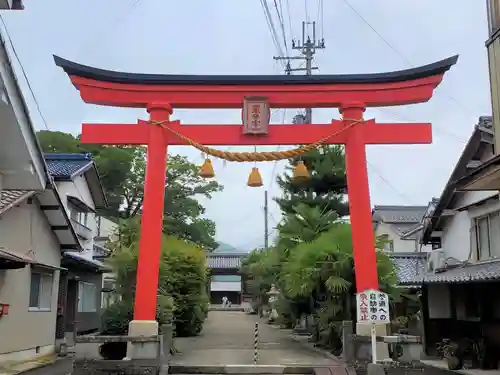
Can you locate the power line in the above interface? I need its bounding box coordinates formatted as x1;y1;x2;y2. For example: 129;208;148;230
341;0;474;117
77;0;144;59
273;0;288;53
260;0;287;69
0;15;49;130
283;0;294;39
379;108;467;144
316;0;324;40
367;161;415;205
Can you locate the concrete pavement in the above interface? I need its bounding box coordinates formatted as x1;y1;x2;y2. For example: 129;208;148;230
171;311;340;367
0;357;72;375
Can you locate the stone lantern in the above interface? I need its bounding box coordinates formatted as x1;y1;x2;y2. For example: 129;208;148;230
267;284;280;323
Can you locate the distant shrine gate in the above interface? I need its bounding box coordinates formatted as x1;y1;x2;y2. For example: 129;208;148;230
55;55;458;327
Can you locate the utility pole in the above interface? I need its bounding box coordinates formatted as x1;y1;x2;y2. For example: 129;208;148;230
264;190;269;250
273;21;325;123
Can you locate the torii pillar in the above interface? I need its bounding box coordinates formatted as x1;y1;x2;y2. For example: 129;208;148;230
53;55;458;349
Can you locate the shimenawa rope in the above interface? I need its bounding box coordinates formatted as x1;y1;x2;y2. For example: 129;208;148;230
149;117;365;162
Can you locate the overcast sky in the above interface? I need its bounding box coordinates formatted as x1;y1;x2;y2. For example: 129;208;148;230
1;0;491;250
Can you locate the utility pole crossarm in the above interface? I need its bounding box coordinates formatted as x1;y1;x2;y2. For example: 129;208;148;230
273;56;307;60
273;20;326;123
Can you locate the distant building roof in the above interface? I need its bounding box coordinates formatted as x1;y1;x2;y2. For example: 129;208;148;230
389;252;500;285
44;153;94;179
389;253;426;287
44;153;107;209
93;243;112;259
63;251;109;272
424;259;500;284
207;253;247;269
372;205;427;224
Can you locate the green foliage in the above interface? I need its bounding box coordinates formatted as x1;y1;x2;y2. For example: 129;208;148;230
101;295;174;335
104;229;208;337
275;145;348;218
277;203;339;250
37;130;222;250
242;206;404;352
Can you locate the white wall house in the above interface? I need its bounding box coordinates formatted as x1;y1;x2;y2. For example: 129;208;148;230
418;117;500;355
43;154;109;339
422;117;497;272
372;206;432;253
0;17;82;364
44;153;107;261
0;17;46;193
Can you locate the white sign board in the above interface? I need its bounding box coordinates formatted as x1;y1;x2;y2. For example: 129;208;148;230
356;289;390;324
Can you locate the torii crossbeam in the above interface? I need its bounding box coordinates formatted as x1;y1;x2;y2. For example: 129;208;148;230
55;55;458;330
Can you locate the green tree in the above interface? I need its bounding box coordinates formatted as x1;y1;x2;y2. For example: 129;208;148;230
277;203;339;250
37;130;222;249
105;226;209;337
242;223;402;352
275;145;348;218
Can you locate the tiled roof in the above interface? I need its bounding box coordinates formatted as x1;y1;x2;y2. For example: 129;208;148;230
373;205;427;224
424;259;500;283
389;223;421;237
63;251;109;271
44;153;93;178
207;254;246;269
93;243;112;258
0;190;34;214
389;253;426;286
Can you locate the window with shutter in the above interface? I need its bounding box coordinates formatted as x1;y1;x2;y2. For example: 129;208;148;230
490;212;500;257
470;222;478;260
472;211;500;261
477;217;491;260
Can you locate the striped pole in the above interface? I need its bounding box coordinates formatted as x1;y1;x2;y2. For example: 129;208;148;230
253;322;259;365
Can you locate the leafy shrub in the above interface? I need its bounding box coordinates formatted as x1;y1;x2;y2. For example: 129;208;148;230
104;232;207;337
101;294;174;335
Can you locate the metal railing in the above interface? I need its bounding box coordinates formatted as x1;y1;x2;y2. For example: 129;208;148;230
71;219;92;240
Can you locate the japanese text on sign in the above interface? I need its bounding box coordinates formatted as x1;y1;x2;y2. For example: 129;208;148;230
356;289;390;323
242;97;270;135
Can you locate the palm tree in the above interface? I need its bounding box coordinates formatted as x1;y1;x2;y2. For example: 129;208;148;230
277;203;339;250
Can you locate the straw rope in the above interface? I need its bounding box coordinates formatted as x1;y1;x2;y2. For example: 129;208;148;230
149;117;364;162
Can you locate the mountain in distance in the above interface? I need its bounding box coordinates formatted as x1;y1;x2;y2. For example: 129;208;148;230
213;242;243;253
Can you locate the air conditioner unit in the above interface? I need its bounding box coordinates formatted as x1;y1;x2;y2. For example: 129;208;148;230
426;250;445;272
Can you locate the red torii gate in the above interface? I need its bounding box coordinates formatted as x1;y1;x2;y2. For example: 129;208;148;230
55;55;457;326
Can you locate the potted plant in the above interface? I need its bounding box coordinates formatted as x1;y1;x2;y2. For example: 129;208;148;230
438;339;462;370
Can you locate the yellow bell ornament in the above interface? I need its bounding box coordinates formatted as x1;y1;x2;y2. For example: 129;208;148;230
293;160;309;183
247;167;263;187
199;158;215;178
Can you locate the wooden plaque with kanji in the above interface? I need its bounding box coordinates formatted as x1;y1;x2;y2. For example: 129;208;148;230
242;97;270;135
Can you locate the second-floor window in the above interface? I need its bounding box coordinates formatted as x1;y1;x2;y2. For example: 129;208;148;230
488;0;500;35
475;211;500;260
70;209;88;227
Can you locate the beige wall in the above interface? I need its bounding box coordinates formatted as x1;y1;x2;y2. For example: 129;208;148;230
0;198;60;359
374;222;432;252
488;35;500;152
